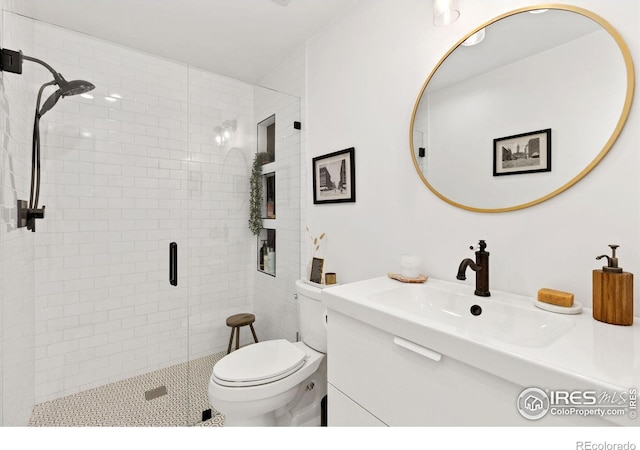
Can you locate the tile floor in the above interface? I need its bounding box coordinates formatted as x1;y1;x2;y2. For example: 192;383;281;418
29;352;227;427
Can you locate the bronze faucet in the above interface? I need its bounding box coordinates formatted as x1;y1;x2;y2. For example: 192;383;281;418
456;240;490;297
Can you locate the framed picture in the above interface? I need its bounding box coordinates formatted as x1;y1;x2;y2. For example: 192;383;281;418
493;129;551;176
310;257;324;284
312;147;356;204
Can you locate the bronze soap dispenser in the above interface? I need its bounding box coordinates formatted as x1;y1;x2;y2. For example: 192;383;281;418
592;245;634;325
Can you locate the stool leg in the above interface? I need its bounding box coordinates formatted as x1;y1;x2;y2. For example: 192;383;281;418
250;324;258;343
235;326;240;351
227;328;235;355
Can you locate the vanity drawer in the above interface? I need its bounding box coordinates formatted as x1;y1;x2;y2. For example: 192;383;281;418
328;310;527;426
328;309;617;426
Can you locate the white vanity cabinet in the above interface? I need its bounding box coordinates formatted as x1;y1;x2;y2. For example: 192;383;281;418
324;276;638;427
327;309;609;426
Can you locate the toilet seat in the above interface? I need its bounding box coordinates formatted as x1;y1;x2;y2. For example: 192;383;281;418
213;339;307;387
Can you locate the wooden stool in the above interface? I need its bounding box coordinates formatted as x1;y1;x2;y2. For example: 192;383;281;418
226;313;259;354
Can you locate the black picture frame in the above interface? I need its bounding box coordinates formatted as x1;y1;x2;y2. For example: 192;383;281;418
312;147;356;204
310;257;324;284
493;129;551;176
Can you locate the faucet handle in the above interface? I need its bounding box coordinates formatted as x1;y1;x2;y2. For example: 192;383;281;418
469;240;487;252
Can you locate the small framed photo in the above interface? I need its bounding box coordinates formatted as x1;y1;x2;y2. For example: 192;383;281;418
310;257;324;284
312;147;356;204
493;129;551;176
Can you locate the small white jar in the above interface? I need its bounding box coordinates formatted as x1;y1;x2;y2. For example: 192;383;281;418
400;254;421;279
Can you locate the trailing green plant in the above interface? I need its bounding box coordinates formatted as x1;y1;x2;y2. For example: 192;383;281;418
249;152;269;235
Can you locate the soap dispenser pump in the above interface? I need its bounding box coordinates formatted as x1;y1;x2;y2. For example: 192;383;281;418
593;244;633;325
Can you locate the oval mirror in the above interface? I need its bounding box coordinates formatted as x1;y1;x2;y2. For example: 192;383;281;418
410;5;634;212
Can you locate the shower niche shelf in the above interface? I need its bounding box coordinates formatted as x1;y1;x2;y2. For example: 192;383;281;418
256;113;278;276
257;114;275;164
257;228;276;277
254;112;299;278
262;172;275;219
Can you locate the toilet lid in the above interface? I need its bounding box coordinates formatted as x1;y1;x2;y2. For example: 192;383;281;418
213;339;307;386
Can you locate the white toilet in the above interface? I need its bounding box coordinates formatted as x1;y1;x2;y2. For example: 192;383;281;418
208;280;327;426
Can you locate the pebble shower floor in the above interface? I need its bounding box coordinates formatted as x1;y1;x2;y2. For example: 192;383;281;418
28;352;227;426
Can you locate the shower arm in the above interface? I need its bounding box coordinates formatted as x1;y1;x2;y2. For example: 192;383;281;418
1;48;59;79
22;53;66;84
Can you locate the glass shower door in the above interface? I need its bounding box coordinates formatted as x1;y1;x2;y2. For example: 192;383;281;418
184;66;256;426
183;83;302;426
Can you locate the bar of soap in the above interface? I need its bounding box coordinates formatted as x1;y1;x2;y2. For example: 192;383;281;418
537;288;574;307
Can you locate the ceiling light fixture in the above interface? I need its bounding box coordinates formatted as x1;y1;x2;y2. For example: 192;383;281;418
433;0;460;26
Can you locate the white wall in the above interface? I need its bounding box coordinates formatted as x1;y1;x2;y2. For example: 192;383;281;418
306;0;640;312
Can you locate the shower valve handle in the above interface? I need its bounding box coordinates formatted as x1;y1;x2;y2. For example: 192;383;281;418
17;200;45;232
26;206;45;232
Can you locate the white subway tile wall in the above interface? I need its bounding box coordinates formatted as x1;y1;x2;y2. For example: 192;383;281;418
255;48;306;345
257;46;309;298
0;8;37;425
0;10;302;411
252;87;301;343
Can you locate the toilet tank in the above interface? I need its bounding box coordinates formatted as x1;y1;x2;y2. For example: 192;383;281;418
295;280;327;353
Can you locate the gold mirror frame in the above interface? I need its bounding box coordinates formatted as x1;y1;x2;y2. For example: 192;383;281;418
410;4;635;213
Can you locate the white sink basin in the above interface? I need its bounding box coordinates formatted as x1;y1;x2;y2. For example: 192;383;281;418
366;279;573;348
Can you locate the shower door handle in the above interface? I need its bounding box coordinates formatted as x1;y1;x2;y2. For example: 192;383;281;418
169;242;178;286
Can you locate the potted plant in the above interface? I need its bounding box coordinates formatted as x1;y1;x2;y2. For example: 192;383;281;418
249;152;269;235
